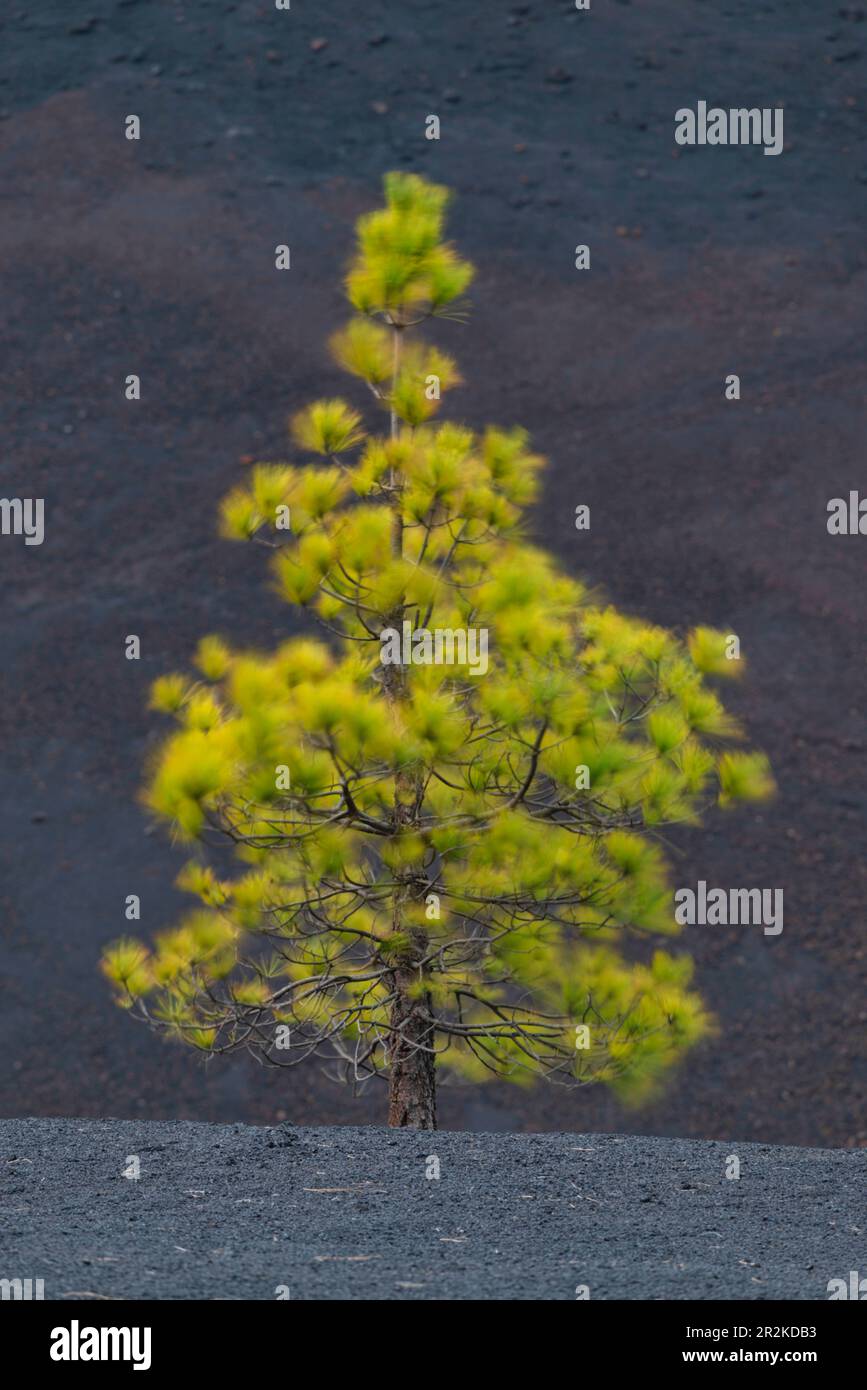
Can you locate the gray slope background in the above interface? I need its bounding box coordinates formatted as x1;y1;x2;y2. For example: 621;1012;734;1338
0;0;865;1145
0;1117;863;1300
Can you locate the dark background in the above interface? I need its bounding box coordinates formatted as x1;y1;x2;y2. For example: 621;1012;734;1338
0;0;864;1146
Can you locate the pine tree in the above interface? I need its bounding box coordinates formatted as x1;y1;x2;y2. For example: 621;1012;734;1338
102;173;774;1129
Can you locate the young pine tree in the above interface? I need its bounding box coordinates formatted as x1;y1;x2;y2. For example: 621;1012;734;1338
102;173;773;1129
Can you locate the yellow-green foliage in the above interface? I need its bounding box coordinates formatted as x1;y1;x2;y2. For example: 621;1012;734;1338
103;173;773;1106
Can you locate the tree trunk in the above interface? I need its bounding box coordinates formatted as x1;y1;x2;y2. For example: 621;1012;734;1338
386;867;437;1127
382;317;437;1129
387;962;437;1128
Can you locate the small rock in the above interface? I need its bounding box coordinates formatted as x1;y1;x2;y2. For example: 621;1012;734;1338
310;37;328;52
634;52;664;70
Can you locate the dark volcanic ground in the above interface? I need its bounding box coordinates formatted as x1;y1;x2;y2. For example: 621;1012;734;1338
2;1117;865;1300
0;2;865;1145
